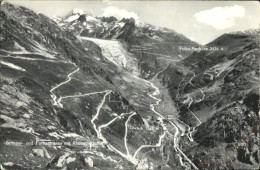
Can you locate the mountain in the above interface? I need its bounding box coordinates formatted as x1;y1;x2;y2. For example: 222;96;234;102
231;28;260;36
1;3;202;170
54;9;200;79
158;29;260;169
1;2;259;170
0;3;160;169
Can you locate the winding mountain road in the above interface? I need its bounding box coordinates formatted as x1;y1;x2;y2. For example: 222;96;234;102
66;37;204;169
50;67;79;106
132;67;200;169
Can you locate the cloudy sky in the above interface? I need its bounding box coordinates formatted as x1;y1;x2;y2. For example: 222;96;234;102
8;1;260;44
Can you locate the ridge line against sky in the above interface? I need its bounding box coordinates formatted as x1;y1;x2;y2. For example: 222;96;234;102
7;0;260;44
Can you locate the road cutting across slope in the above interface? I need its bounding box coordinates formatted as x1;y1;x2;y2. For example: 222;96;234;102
124;112;137;158
79;37;200;169
50;67;79;106
132;68;199;169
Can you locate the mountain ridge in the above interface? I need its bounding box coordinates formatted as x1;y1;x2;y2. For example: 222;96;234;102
0;2;259;170
158;26;260;169
53;8;200;79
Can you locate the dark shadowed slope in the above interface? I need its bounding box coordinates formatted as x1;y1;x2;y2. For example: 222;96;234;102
158;29;260;169
0;3;146;169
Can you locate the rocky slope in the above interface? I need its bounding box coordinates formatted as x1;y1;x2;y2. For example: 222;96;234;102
159;29;260;169
0;3;165;169
1;2;259;170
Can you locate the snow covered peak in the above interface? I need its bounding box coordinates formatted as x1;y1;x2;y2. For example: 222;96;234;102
51;15;62;23
72;8;85;15
135;20;145;27
63;8;87;22
230;28;260;36
242;28;260;35
65;15;79;22
86;15;98;22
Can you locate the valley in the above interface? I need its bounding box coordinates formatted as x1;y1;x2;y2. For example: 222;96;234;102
78;36;203;169
0;2;259;170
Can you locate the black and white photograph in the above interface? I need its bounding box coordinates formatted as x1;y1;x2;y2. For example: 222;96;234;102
0;0;259;169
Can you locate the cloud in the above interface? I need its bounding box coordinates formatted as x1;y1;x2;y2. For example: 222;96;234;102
194;5;245;30
102;6;139;20
102;0;112;5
